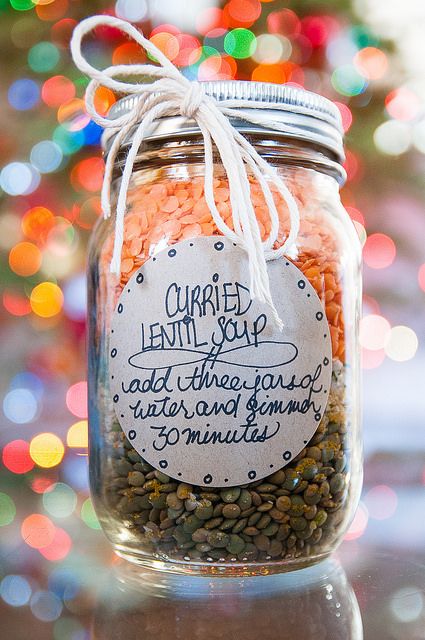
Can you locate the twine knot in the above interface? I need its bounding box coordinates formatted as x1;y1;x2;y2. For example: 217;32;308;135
180;81;205;119
71;15;301;330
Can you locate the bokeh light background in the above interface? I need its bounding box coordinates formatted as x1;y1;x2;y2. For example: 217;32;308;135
1;0;425;635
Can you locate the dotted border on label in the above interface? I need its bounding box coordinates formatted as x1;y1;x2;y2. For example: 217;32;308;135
109;237;332;487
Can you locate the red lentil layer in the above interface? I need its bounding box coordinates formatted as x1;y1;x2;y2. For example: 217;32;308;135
100;175;345;362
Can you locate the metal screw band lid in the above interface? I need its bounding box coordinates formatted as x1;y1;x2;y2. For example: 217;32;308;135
107;80;345;163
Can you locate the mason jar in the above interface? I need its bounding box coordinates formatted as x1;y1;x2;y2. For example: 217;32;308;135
87;81;362;575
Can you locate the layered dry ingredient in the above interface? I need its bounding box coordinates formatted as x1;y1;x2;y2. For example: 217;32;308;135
97;173;349;564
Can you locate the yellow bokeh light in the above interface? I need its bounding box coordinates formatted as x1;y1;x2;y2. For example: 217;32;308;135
67;420;88;448
252;34;291;65
57;98;89;131
30;281;63;318
30;432;65;468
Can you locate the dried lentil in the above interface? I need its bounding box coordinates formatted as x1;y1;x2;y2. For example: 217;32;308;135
99;173;352;566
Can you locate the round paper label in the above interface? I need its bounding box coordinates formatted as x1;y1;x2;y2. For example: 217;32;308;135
109;237;332;487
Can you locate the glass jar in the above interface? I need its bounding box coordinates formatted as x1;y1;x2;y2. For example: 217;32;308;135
87;82;362;575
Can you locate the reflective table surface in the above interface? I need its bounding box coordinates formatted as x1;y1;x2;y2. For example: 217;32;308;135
2;537;425;640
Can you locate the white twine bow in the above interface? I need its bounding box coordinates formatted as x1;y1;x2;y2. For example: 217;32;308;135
71;15;301;329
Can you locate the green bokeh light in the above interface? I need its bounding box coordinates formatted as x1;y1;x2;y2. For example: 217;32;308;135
224;28;257;60
28;42;60;73
200;45;220;61
43;483;77;519
332;65;367;97
0;493;16;527
53;126;84;156
81;498;101;530
350;25;379;49
9;0;33;11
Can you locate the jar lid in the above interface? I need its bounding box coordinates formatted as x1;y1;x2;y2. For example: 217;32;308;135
107;80;345;163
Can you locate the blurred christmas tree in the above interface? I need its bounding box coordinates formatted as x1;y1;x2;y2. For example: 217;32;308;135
0;0;423;391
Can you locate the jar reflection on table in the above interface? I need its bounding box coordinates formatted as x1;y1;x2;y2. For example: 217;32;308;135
92;558;363;640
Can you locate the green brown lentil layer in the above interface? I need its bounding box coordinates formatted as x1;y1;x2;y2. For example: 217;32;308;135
102;361;349;564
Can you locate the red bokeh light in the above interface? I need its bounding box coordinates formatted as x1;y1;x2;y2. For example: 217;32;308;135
21;514;55;549
363;233;396;269
334;101;353;132
385;88;421;121
364;485;398;520
3;292;31;317
39;527;72;561
226;0;262;28
173;34;202;67
31;476;56;494
301;15;340;47
92;14;125;42
71;157;104;193
301;16;329;47
51;18;77;49
66;381;88;419
363;294;381;316
42;76;75;108
418;263;425;292
267;9;301;37
2;440;34;474
343;149;363;182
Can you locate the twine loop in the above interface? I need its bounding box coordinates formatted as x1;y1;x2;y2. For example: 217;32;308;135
71;15;301;329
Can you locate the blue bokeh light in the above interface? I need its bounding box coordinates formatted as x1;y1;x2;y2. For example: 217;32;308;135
30;590;63;622
8;78;40;111
83;120;103;145
0;575;32;607
3;388;38;424
30;140;63;173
